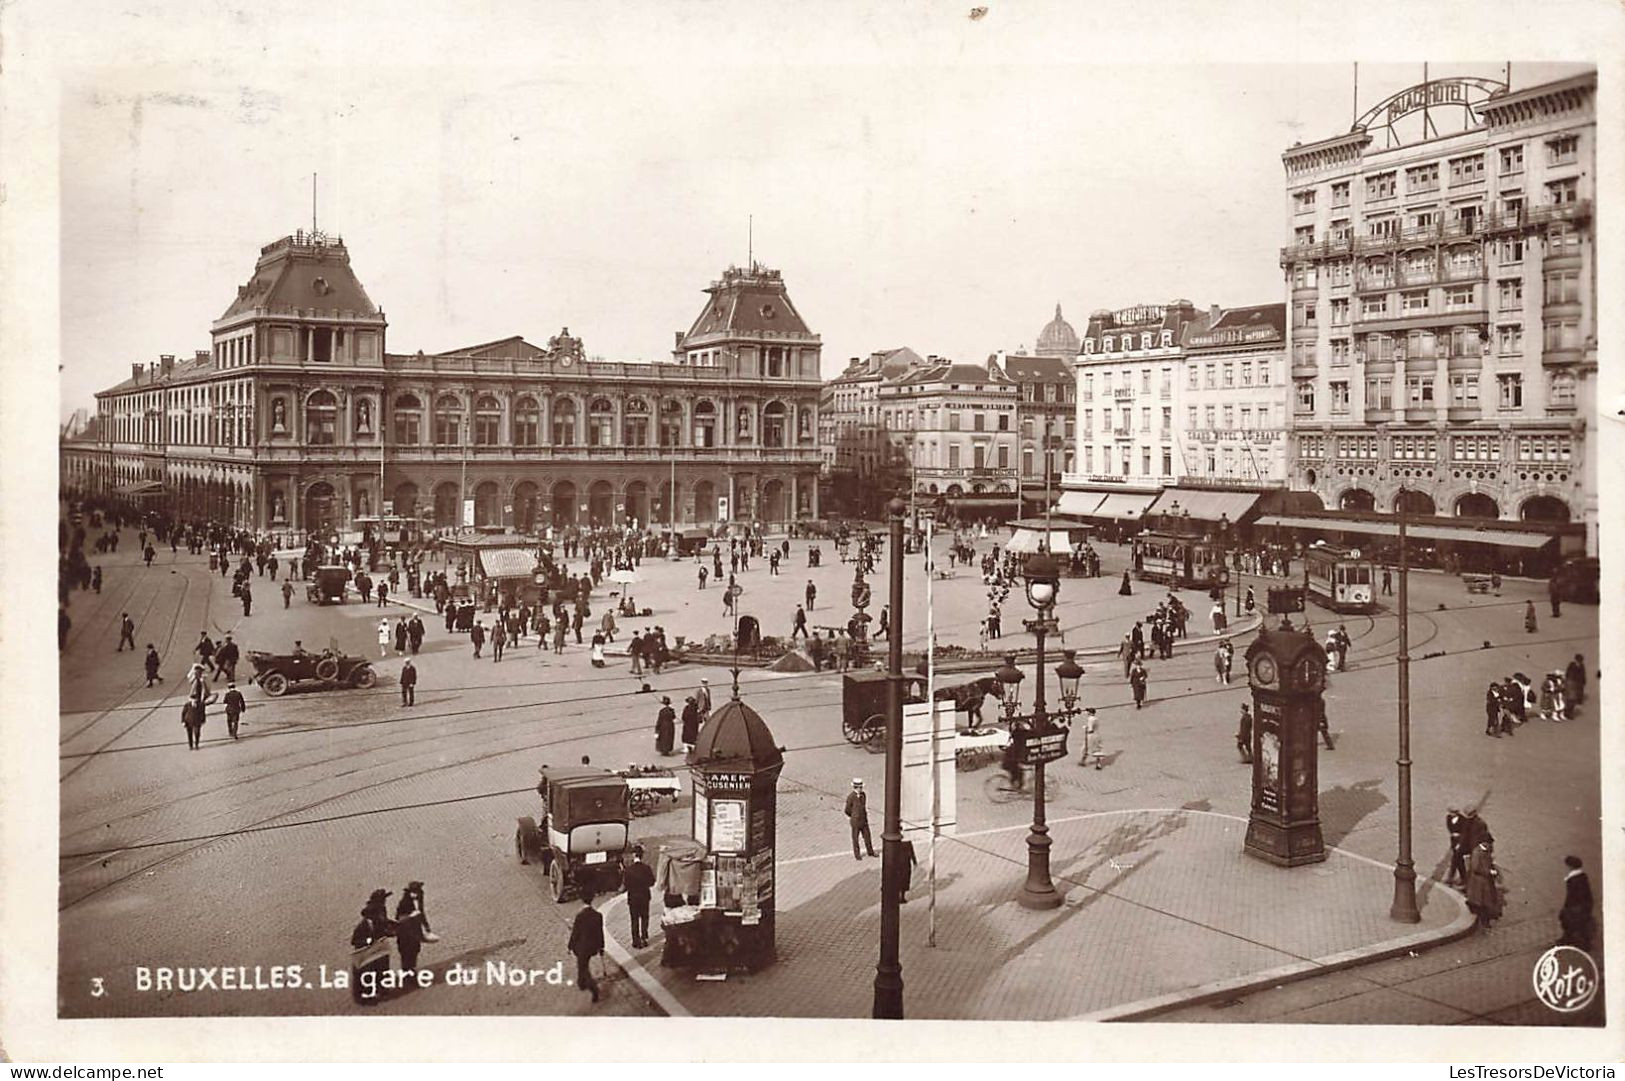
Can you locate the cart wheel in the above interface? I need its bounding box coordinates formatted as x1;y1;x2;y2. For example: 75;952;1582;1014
315;657;340;681
260;672;289;697
515;828;528;864
862;714;886;753
549;861;568;903
630;790;653;816
351;666;378;689
841;714;866;745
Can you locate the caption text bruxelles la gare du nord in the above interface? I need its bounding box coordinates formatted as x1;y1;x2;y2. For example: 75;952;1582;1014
133;960;570;995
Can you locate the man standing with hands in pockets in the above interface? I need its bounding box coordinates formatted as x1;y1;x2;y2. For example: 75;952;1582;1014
845;778;877;860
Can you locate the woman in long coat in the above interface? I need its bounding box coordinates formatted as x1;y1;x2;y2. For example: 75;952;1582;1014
680;696;702;752
654;697;676;756
1465;841;1503;928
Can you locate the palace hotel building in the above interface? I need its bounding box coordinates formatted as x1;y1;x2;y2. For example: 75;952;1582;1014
1278;70;1597;553
63;231;825;535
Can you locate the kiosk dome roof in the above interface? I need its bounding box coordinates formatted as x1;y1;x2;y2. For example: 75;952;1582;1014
689;698;784;771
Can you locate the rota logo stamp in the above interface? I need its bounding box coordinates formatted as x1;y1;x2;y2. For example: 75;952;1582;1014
1532;945;1599;1013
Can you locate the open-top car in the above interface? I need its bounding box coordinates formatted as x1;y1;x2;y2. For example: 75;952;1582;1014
516;765;632;902
246;647;377;696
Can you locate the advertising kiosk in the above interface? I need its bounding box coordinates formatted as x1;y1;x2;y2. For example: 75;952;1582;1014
660;695;783;972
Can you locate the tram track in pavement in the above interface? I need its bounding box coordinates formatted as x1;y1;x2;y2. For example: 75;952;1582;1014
58;568;209;780
58;674;845;861
59;546;244;745
56;675;847;911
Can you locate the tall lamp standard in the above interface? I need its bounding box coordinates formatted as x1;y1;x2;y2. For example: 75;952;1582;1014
1390;485;1420;922
872;498;908;1018
992;551;1079;910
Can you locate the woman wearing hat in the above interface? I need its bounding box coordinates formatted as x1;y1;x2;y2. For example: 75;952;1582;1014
654;697;676;756
680;696;702;754
349;889;396;1005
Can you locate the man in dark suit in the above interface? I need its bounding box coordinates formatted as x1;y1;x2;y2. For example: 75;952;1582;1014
399;659;417;707
623;846;656;949
1559;855;1594;952
845;779;876;860
1444;808;1467;886
223;682;246;739
568;892;604;1003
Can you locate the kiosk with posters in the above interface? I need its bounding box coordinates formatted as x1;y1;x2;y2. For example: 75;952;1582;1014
659;693;784;972
1242;623;1328;866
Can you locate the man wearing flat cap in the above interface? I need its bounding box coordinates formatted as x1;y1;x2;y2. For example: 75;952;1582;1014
844;778;876;860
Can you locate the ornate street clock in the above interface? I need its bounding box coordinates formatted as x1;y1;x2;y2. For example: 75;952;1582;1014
1242;626;1328;866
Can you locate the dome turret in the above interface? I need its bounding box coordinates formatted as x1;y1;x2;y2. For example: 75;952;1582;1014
1035;303;1079;358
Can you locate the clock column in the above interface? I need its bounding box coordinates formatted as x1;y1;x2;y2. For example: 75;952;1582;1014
1241;624;1329;866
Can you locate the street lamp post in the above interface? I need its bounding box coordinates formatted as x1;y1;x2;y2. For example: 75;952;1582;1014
992;551;1079;910
872;497;907;1018
1390;486;1420;922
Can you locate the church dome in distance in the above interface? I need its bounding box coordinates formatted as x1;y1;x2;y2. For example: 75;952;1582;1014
1035;303;1080;358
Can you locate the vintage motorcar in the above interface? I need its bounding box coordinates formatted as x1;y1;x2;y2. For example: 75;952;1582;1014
516;765;632;902
246;647;377;696
306;565;352;605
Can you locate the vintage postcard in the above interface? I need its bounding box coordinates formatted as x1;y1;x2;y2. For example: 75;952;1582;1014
4;0;1621;1064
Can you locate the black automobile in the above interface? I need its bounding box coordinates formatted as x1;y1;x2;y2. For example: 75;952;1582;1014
246;648;377;696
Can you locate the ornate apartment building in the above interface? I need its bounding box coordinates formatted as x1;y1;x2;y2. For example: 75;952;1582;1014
1280;71;1597;550
878;357;1020;501
1180;304;1290;483
65;231;824;533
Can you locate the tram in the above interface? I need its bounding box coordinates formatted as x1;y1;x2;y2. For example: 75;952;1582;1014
1131;530;1229;590
1304;543;1376;613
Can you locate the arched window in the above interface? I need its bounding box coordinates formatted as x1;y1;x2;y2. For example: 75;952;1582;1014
762;400;787;447
692;400;717;447
551;397;577;446
589;397;615;447
514;396;540;446
306;391;338;445
433;395;463;446
474;395;502;446
623;397;650;447
393;394;422;445
659;399;684;447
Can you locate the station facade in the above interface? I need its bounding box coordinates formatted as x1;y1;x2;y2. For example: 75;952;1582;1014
65;231;824;535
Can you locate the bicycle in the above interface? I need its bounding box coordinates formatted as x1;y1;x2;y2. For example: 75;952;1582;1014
983;772;1056;804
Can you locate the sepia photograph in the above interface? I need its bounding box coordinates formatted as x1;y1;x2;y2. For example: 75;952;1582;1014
4;0;1621;1065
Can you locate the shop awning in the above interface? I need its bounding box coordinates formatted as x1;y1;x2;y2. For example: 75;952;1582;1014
1254;515;1558;550
1005;525;1080;555
1144;488;1263;524
114;480;166;497
477;548;539;578
1054;490;1107;516
1091;492;1159;521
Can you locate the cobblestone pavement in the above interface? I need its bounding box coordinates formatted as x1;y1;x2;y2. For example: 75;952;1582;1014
608;809;1471;1020
56;527;1602;1022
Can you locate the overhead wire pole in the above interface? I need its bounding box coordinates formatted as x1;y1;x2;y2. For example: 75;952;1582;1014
925;512;939;948
1390;486;1421;921
873;498;907;1018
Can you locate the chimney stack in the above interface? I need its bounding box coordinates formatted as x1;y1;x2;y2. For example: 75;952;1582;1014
195;350;210;363
1209;304;1221;324
159;354;175;376
131;364;144;382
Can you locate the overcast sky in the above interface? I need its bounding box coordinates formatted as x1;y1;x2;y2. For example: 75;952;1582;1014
43;4;1600;419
